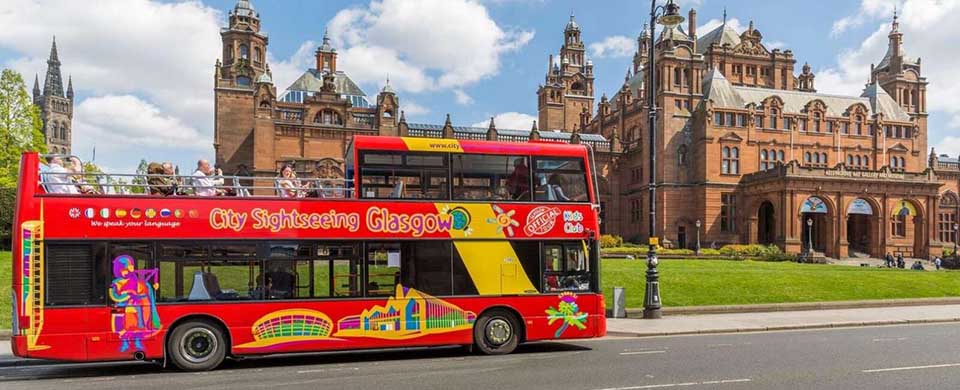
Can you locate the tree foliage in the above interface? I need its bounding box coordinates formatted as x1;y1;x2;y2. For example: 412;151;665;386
0;68;46;188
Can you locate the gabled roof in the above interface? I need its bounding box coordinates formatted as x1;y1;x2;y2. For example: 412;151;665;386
702;69;913;122
696;23;741;53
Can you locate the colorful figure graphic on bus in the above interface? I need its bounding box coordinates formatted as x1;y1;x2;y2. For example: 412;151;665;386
109;255;162;352
545;292;587;338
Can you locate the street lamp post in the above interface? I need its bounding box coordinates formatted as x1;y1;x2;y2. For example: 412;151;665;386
643;0;684;320
695;219;701;256
806;218;814;254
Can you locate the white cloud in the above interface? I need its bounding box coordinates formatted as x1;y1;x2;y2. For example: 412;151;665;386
589;35;635;58
402;101;430;116
766;41;787;50
268;40;316;93
822;0;960;155
471;112;536;130
327;0;534;93
0;0;221;170
831;0;900;37
453;89;474;105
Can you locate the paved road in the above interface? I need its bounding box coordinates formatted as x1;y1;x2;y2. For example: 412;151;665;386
3;323;960;389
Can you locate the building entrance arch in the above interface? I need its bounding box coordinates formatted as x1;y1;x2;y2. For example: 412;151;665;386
758;201;775;244
846;198;878;257
800;196;834;257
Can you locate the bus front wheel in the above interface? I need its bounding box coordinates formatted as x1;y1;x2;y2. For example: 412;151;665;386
167;320;227;371
473;309;520;355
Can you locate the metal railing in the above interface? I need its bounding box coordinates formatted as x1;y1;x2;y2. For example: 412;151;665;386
38;168;354;199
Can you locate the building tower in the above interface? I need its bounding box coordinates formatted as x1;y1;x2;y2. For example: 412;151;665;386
34;37;73;155
215;0;270;171
537;14;595;132
870;11;928;159
218;0;268;87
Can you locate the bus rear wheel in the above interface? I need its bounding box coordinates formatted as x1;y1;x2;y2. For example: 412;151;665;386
167;320;227;371
473;309;520;355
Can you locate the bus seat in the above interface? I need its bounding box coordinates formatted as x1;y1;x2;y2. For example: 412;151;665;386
203;272;223;298
389;181;404;198
267;271;294;298
187;271;212;300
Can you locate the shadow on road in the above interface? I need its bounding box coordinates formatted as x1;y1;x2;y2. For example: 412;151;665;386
1;341;592;382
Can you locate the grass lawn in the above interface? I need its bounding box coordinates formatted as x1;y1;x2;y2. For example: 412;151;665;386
603;258;960;309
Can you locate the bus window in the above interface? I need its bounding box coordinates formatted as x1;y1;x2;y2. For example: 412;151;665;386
533;158;588;202
360;152;448;199
157;242;262;302
451;154;531;201
542;241;591;292
399;241;452;296
365;243;401;296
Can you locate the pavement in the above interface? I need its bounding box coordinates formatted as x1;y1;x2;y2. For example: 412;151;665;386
609;304;960;337
4;323;960;389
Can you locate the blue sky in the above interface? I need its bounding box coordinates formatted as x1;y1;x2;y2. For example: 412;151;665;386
1;0;957;172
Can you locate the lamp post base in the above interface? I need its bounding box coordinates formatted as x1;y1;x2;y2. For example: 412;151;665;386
642;261;662;319
642;308;662;319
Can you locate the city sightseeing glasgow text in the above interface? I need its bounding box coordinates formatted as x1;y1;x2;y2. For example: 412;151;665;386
208;207;454;237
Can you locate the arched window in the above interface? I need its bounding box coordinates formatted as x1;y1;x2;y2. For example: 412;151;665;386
777;150;784;161
821;153;827;165
314;109;343;125
899;157;905;170
254;47;262;64
855;115;863;135
815;153;822;164
770;109;779;129
855;155;862;167
678;145;688;166
805;152;812;163
863;155;870;167
814;113;821;132
239;44;249;60
890;156;898;168
939;192;959;243
847;155;853;165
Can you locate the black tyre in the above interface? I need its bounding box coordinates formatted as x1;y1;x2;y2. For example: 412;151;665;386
473;309;520;355
166;320;227;371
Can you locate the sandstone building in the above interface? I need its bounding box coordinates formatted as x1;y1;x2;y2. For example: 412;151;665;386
214;0;957;259
32;37;73;155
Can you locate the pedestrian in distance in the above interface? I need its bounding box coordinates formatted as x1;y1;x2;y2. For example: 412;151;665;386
884;252;894;268
935;256;942;271
896;253;905;269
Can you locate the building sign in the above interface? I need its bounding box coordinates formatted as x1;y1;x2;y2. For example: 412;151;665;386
800;196;828;214
847;198;874;215
893;200;917;217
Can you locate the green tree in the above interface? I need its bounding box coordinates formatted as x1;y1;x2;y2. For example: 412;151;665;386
0;68;46;188
131;158;148;193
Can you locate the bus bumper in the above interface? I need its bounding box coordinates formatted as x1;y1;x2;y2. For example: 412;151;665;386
11;335;27;358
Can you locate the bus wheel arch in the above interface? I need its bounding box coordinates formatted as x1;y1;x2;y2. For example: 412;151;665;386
163;314;231;371
473;306;524;355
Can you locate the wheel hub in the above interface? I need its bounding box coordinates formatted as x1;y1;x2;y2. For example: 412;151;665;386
485;318;512;346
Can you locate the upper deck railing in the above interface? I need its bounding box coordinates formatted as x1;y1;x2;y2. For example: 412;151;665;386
36;156;354;199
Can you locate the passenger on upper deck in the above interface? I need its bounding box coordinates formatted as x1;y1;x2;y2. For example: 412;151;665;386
43;156;78;194
277;164;308;198
507;158;530;200
149;162;178;196
192;159;223;196
67;156;98;194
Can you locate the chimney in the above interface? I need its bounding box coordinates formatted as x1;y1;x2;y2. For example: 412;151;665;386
688;9;697;39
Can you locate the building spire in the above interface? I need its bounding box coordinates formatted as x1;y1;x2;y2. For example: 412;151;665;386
32;74;40;100
722;7;727;27
43;36;65;98
66;75;74;100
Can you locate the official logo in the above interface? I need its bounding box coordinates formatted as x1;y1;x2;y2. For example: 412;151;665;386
68;208;81;219
524;206;561;236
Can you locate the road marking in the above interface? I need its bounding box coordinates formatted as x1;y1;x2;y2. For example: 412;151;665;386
297;367;361;374
619;350;667;356
594;378;752;390
872;337;908;342
863;362;960;373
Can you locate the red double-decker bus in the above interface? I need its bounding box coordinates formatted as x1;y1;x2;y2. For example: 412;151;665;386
10;136;604;371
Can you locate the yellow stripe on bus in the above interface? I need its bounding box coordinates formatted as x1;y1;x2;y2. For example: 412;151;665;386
402;137;463;153
434;203;537;295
